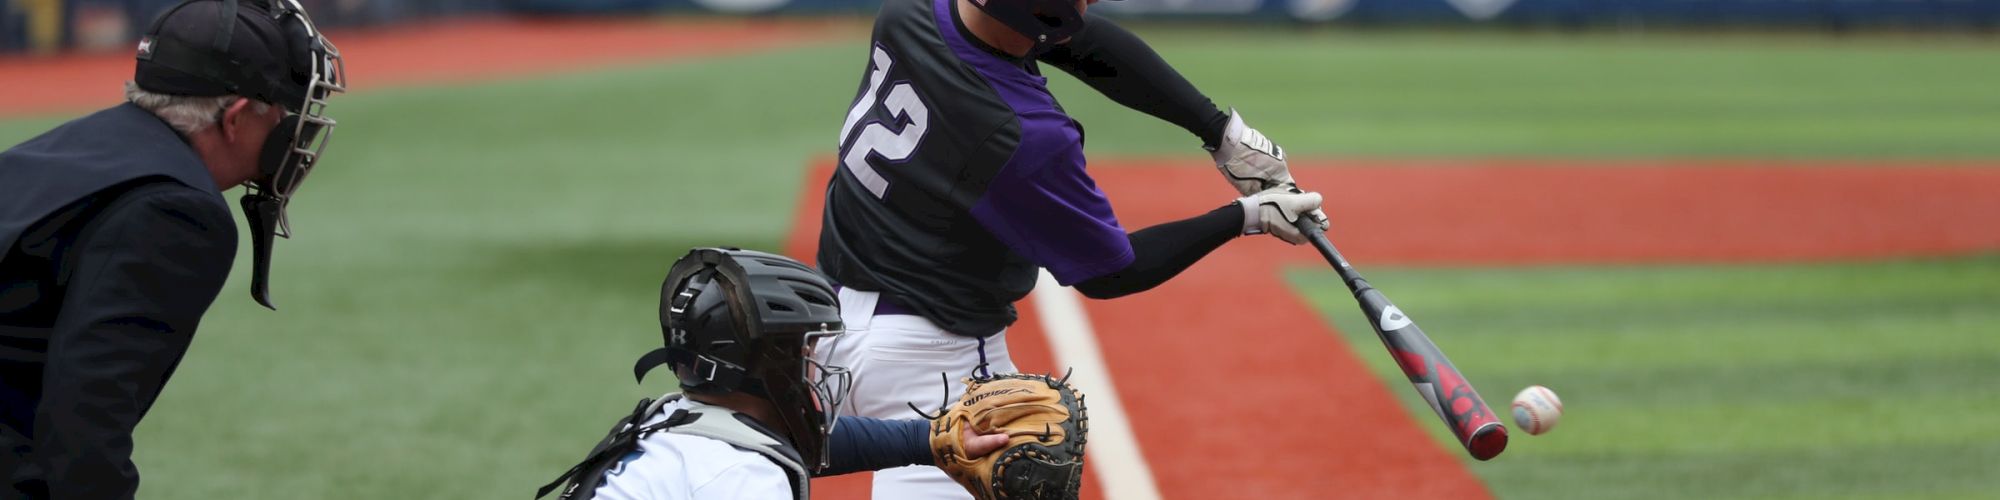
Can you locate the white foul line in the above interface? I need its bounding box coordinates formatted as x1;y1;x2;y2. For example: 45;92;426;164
1031;270;1163;500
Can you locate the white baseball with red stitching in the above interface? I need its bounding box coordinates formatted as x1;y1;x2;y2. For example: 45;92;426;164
1511;385;1563;436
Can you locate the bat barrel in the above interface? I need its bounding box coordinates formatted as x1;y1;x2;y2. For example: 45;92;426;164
1467;421;1508;461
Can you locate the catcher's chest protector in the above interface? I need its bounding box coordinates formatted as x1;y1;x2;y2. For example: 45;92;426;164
537;395;810;500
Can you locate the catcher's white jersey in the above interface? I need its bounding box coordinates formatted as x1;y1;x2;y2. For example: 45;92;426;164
592;398;794;500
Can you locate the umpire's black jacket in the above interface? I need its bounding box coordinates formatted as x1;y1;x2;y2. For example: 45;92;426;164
0;103;237;499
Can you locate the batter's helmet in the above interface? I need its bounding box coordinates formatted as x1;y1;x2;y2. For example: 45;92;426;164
967;0;1093;53
634;248;852;471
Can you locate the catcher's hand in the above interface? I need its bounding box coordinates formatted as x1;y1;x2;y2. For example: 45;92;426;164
929;372;1089;500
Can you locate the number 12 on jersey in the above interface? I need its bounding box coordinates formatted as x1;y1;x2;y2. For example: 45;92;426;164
836;46;930;199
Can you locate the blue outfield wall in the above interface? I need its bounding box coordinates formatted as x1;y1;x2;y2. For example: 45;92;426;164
4;0;1997;52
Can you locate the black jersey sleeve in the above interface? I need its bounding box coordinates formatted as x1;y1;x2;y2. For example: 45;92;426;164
1072;202;1244;300
1038;15;1232;149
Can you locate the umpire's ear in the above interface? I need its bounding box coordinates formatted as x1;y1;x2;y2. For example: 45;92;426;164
219;98;273;142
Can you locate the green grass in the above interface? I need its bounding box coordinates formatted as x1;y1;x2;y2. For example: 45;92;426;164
1287;255;2000;499
0;26;1996;499
1054;30;2000;158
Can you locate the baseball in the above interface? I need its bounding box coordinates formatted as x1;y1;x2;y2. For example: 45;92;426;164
1511;385;1563;435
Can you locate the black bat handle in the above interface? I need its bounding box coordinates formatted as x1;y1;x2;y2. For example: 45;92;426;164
1296;219;1369;292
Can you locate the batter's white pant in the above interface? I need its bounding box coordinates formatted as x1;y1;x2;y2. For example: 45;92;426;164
817;288;1016;500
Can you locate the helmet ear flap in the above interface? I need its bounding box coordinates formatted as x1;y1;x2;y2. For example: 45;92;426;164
659;253;720;342
644;265;725;388
653;249;757;390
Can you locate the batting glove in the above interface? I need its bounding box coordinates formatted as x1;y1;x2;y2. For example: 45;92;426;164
1239;186;1329;245
1210;109;1295;197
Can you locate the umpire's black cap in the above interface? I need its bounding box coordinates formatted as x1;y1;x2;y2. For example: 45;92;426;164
134;0;312;108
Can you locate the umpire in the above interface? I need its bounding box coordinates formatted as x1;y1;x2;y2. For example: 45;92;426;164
0;0;344;497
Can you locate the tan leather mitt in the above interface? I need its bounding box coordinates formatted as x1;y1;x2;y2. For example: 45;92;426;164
929;372;1089;500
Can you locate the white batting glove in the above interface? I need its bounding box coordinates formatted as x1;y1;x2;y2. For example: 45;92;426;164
1209;109;1295;197
1238;187;1329;245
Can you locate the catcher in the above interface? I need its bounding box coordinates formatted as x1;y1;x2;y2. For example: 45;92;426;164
538;248;1087;500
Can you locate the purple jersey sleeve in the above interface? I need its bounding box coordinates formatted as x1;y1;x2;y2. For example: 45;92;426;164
971;111;1134;286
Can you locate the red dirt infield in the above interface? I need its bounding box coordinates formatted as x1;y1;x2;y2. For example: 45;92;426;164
786;159;2000;499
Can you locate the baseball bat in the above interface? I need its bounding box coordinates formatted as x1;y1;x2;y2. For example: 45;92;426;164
1295;220;1508;460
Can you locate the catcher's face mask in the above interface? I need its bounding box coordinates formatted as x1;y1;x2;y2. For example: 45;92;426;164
802;328;853;444
242;0;346;309
769;325;851;471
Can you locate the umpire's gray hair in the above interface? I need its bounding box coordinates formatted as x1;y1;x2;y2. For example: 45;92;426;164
123;80;271;136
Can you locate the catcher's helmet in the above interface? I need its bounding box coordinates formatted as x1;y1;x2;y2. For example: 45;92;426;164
135;0;346;309
633;248;852;470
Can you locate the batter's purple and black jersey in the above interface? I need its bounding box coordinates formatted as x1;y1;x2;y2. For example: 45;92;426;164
818;0;1133;337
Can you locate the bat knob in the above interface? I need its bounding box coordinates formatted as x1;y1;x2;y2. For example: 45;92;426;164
1467;422;1508;461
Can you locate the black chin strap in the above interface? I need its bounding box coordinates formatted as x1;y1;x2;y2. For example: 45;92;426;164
633;346;752;393
241;194;282;310
632;348;673;383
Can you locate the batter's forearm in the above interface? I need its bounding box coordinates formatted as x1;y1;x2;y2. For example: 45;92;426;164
1073;202;1243;299
1039;15;1230;148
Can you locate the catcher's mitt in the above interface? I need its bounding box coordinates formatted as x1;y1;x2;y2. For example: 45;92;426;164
929;372;1089;500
